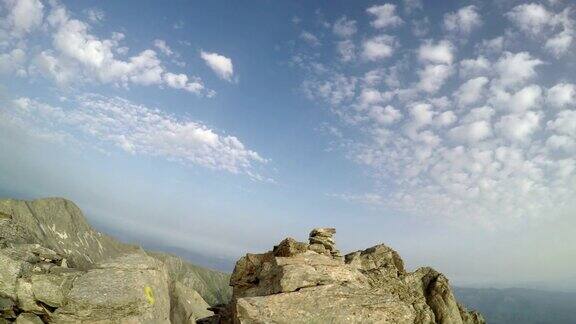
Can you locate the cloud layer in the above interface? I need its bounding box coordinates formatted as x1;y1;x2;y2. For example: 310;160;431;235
0;0;214;95
4;94;266;176
299;2;576;227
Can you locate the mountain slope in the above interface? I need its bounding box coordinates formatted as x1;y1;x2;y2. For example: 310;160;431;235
0;197;231;321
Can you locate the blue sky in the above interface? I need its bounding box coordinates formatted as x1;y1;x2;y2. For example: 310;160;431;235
1;0;576;290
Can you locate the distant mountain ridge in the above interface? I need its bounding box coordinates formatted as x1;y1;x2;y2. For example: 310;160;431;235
0;197;231;322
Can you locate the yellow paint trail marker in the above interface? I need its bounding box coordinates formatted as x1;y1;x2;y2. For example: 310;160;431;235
144;286;155;305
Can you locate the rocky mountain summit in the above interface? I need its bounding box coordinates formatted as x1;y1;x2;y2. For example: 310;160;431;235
0;198;484;323
201;228;484;324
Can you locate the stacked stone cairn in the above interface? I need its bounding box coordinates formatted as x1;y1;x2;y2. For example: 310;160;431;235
308;227;342;259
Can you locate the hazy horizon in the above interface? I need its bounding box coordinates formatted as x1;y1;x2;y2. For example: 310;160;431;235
1;0;575;293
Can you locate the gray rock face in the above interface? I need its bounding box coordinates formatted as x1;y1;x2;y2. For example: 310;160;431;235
214;227;485;324
0;198;229;323
0;198;137;270
52;253;171;323
15;313;43;324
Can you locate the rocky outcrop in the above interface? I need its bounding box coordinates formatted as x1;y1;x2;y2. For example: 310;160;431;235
204;227;484;324
0;198;231;323
1;198;484;323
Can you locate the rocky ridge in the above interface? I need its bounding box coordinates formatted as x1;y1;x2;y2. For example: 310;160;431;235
0;198;230;323
1;198;484;323
200;228;484;324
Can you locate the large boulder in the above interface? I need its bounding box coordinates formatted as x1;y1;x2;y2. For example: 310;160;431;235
230;246;367;299
52;253;171;323
170;281;213;323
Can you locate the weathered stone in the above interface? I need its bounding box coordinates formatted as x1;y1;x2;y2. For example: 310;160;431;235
459;303;485;324
346;244;406;278
309;227;336;238
31;272;79;307
0;252;23;299
170;281;213;323
0;296;15;311
0;296;16;319
307;243;329;256
14;313;43;324
15;279;43;314
230;252;275;298
231;249;367;299
235;284;435;324
404;267;485;324
309;236;335;249
273;238;308;257
197;304;232;324
52;253;171;323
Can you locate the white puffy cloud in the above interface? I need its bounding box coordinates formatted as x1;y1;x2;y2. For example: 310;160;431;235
0;1;209;95
459;56;490;79
444;5;482;35
332;16;357;38
418;40;454;64
361;35;397;61
506;3;554;36
369;105;402;125
358;88;387;106
153;39;174;56
200;51;234;82
545;30;574;57
548;110;576;137
366;4;403;29
417;64;453;93
4;0;44;36
547;83;576;109
295;0;576;227
7;95;266;176
435;110;457;127
507;3;575;57
302;74;357;106
494;52;543;87
489;84;543;113
409;102;434;129
507;85;542;112
455;77;489;106
496;111;541;142
0;48;27;76
449;120;492;143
